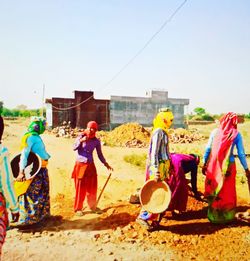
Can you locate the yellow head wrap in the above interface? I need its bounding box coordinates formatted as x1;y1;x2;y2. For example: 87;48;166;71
153;108;174;133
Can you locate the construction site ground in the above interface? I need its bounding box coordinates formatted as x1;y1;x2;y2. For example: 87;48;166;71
2;119;250;261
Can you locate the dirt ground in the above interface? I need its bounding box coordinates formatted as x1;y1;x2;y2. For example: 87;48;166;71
1;119;250;261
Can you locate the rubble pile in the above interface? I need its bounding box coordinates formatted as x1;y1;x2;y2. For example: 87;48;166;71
49;122;205;146
168;128;206;143
50;121;80;138
98;122;150;148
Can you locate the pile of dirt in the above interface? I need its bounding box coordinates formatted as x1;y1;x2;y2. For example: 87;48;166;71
98;123;205;147
98;122;151;148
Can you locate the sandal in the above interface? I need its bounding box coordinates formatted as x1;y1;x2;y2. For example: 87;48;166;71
75;210;84;217
147;221;160;232
90;208;103;214
136;218;150;229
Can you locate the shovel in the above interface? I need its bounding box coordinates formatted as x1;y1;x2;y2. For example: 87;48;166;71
96;172;112;208
247;176;250;196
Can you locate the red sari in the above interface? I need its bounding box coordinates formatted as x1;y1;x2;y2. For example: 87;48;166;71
72;162;97;212
205;113;238;223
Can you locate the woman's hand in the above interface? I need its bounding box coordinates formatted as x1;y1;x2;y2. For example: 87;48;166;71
245;168;250;178
154;172;161;182
202;165;207;175
80;136;87;143
11;212;20;223
16;171;26;181
104;162;113;171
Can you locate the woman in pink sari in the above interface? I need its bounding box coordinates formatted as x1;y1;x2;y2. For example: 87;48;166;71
168;153;201;213
202;112;250;223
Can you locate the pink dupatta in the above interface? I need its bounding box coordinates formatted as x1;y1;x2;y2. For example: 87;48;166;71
205;112;238;198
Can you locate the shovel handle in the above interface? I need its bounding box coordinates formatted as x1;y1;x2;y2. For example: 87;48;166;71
247;176;250;196
96;172;112;207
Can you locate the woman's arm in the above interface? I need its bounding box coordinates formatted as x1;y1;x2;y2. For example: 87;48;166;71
73;135;83;151
0;147;19;213
234;133;248;170
149;129;163;180
96;140;113;170
202;128;217;174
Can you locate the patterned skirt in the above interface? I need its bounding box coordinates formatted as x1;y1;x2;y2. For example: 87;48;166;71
207;162;237;224
0;194;8;252
17;168;50;226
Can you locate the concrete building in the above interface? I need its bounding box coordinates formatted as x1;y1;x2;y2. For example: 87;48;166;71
110;90;189;128
46;90;189;129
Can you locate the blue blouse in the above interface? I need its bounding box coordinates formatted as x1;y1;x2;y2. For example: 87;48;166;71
19;135;50;170
0;145;19;213
203;128;248;170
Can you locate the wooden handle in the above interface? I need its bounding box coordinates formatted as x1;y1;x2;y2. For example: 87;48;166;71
96;172;112;208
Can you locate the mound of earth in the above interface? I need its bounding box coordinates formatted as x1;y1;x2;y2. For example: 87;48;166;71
98;122;150;148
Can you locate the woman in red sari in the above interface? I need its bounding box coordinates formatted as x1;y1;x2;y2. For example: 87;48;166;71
202;112;250;223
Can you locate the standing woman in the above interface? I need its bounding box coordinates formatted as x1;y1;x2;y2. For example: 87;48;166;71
137;108;174;230
0;116;19;255
202;112;250;224
72;121;113;216
15;116;51;226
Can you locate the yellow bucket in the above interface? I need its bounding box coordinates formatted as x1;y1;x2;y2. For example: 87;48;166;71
14;179;33;197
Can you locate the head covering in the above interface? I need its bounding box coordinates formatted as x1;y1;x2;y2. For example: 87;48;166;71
216;112;238;162
0;116;4;142
82;121;98;139
87;121;98;130
20;116;47;149
153;108;174;133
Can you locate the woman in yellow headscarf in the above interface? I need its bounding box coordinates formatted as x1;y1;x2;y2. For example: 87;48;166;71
137;108;174;231
146;108;174;181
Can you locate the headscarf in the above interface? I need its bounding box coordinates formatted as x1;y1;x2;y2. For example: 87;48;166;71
20;116;47;149
87;121;98;130
216;112;238;161
153;108;174;133
205;112;239;196
82;121;98;139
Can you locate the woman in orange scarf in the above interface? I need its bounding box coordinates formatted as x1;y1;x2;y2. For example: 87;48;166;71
202;112;250;223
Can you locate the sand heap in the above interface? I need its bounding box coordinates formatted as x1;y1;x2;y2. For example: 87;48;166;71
98;123;205;147
98;122;150;148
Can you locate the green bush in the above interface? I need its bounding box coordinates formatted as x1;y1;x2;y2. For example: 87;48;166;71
124;153;147;169
201;114;214;121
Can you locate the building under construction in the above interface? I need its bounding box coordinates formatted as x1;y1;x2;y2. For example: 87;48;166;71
45;90;189;130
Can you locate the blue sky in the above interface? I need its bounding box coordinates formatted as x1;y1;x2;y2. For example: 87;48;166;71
1;0;250;114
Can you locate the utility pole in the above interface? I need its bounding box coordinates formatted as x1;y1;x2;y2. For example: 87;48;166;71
41;84;45;117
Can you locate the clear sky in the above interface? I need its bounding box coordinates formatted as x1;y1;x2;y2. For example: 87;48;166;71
1;0;250;114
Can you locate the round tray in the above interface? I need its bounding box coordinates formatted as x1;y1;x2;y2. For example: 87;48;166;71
139;179;171;214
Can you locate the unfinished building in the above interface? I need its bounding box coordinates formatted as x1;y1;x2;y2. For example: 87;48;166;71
45;90;189;129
